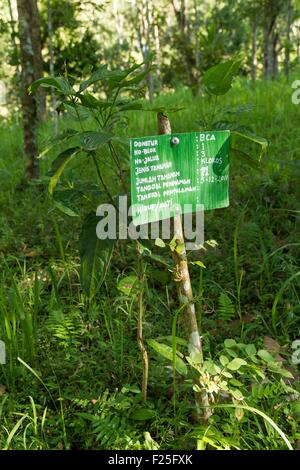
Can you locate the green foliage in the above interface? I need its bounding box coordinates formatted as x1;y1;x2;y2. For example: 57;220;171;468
79;212;114;298
1;78;300;450
202;58;242;95
218;292;235;321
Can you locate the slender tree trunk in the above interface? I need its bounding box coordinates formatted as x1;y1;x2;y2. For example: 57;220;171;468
171;0;196;90
17;0;41;180
134;0;154;100
8;0;21;75
263;1;281;79
193;0;201;95
273;33;279;79
284;0;292;78
47;0;58;133
251;16;257;82
157;112;211;422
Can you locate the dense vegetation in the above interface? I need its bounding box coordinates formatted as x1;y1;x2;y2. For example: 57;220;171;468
0;0;300;451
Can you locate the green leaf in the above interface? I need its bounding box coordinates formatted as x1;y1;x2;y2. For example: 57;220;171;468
202;58;242;95
29;76;73;94
130;408;156;421
232;130;268;161
231;389;244;400
220;355;229;367
49;147;80;195
78;131;113;151
257;349;275;363
155;238;166;248
79;211;114;296
117;275;138;296
192;261;206;268
117;101;143;112
231;148;260;170
205;360;221;375
224;338;236;348
245;344;256;356
53;200;79;217
147;339;187;375
79;63;143;92
227;358;247;371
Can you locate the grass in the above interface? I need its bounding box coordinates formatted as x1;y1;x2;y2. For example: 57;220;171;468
0;76;300;450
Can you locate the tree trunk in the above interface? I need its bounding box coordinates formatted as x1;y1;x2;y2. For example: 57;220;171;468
157;112;211;422
134;0;154;101
251;16;257;82
263;1;280;79
16;0;43;180
8;0;21;75
193;0;201;94
171;0;197;91
47;0;58;133
284;0;292;78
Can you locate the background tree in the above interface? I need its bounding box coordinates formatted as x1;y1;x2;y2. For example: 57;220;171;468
16;0;44;180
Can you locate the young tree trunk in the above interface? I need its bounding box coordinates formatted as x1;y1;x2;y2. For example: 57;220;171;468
263;1;280;79
16;0;44;179
284;0;292;78
134;0;154;101
157;112;211;422
8;0;21;75
47;0;58;133
193;0;201;94
251;16;257;82
171;0;197;90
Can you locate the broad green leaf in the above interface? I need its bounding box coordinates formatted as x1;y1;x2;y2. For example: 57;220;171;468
192;261;206;268
231;389;244;400
117;101;143;112
224;338;236;348
221;370;233;378
232;130;268;161
227;358;247;371
205;360;221;375
231;148;260;170
117;275;138;296
155;238;166;248
202;58;242;95
29;76;73;94
147;339;187;375
257;349;275;363
49;147;80;195
78;93;110;110
220;355;229;366
78;131;113;151
49;147;79;175
79;211;114;296
245;344;256;356
79;63;143;92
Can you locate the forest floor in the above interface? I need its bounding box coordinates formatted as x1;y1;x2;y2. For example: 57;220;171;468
0;78;300;450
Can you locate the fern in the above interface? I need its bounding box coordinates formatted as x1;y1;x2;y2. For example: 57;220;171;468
251;380;289;401
218;292;235;321
46;309;81;348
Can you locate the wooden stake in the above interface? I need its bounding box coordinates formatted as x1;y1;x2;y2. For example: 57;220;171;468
157;112;211;421
137;243;148;401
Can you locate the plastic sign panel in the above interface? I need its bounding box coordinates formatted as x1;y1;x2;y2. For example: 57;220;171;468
130;131;230;226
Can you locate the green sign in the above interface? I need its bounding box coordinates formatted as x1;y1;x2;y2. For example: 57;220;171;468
130;131;230;226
